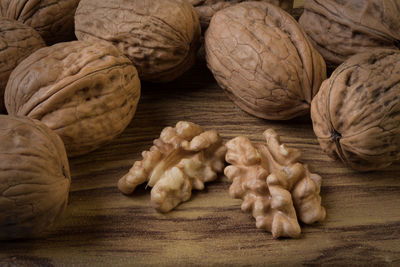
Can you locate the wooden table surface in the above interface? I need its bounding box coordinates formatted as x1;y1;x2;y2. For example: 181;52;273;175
1;52;399;266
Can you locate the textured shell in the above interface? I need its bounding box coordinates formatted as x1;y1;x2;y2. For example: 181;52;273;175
0;17;45;113
205;1;326;120
5;41;141;157
190;0;294;31
0;115;70;240
311;49;400;171
0;0;80;45
75;0;201;82
299;0;400;66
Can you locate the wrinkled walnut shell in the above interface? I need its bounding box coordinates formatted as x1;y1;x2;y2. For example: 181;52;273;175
0;0;80;44
75;0;201;82
205;1;326;120
190;0;293;31
311;48;400;171
0;115;70;240
0;17;45;113
225;129;326;238
5;41;141;157
299;0;400;67
118;121;226;212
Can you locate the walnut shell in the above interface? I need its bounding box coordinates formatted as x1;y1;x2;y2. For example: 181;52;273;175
190;0;294;31
205;1;326;120
0;0;80;45
0;17;45;113
311;48;400;171
0;115;70;240
299;0;400;67
75;0;201;82
5;41;141;157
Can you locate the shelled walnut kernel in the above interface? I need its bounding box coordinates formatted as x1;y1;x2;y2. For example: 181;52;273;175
224;129;326;238
118;121;226;213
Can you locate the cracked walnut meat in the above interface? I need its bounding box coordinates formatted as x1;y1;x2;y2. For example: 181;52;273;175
5;41;141;157
118;121;226;213
75;0;201;82
0;17;45;113
0;115;70;240
224;129;326;238
311;48;400;171
205;1;326;120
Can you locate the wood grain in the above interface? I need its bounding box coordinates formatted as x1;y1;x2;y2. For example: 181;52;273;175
1;54;399;266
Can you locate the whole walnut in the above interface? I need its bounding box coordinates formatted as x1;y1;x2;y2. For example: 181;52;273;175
190;0;294;31
0;18;45;113
205;1;326;120
299;0;400;67
311;49;400;171
5;41;141;157
0;115;70;240
75;0;201;82
0;0;80;45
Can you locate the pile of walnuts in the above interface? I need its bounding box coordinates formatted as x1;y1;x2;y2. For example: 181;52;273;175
0;0;200;240
0;0;399;240
203;0;400;170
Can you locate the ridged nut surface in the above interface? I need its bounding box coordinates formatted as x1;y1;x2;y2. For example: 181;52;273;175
0;0;80;44
0;115;70;240
0;17;45;112
311;49;400;171
190;0;293;31
205;1;326;120
299;0;400;66
75;0;201;82
5;41;141;157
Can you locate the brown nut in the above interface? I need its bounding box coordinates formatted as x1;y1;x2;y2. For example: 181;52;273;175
205;1;326;120
75;0;201;82
5;41;141;157
311;48;400;171
190;0;294;31
299;0;400;67
0;17;45;113
224;129;326;238
118;121;226;213
0;0;80;45
0;115;70;240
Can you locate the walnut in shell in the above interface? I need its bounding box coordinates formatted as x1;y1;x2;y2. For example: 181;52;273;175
224;129;326;238
0;0;80;45
205;1;326;120
75;0;201;82
118;121;226;213
299;0;400;67
190;0;294;31
0;115;70;240
0;18;45;113
311;48;400;171
5;41;141;157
